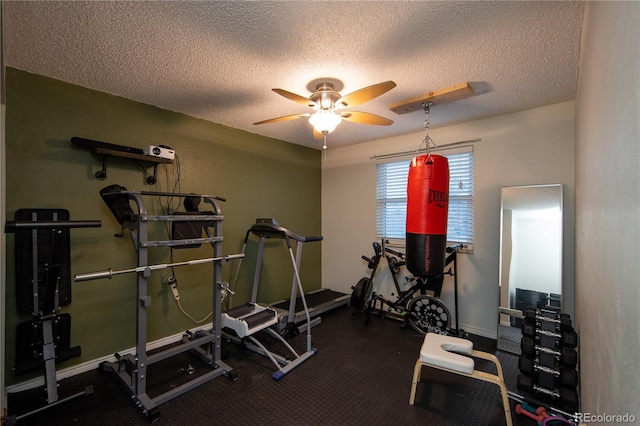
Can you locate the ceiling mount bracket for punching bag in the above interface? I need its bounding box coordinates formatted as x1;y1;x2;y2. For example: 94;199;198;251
389;82;475;115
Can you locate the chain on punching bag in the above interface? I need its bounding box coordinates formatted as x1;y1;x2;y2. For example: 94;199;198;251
405;154;449;277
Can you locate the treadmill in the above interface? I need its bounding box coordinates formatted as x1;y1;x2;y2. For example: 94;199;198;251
230;218;349;335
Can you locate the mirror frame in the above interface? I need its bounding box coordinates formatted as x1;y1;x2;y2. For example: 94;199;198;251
497;183;563;354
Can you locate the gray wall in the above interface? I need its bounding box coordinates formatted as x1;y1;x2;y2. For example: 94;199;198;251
575;1;639;416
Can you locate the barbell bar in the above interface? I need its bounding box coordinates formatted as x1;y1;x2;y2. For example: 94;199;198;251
74;253;245;282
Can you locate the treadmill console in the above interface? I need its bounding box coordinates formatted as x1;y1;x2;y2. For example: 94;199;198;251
255;218;278;225
248;218;322;243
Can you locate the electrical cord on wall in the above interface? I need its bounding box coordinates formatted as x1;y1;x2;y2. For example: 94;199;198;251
167;275;214;324
156;153;182;215
176;299;213;324
134;152;183;213
160;154;183;238
147;152;214;324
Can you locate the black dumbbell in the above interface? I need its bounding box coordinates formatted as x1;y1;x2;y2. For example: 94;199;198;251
521;336;578;367
521;319;578;349
524;307;572;329
522;337;578;367
518;354;578;388
517;374;579;412
521;318;578;348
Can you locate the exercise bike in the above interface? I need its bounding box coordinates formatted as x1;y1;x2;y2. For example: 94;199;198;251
351;240;465;337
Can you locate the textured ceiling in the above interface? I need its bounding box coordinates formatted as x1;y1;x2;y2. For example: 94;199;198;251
3;1;584;150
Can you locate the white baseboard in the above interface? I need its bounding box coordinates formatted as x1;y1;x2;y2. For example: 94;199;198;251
6;322;213;394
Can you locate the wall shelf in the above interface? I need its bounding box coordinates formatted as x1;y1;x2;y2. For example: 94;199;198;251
71;137;172;184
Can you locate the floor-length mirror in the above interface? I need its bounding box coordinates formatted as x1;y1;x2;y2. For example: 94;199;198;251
498;184;563;354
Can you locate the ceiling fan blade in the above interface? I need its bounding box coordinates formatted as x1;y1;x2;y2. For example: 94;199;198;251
340;111;394;126
336;81;397;108
388;82;475;115
253;113;311;125
272;88;317;107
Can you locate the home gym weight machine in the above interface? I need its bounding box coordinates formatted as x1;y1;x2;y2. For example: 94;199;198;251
224;218;344;380
351;239;465;337
73;186;243;421
4;209;101;425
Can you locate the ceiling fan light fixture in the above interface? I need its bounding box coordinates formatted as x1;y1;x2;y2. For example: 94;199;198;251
309;110;342;134
309;83;341;110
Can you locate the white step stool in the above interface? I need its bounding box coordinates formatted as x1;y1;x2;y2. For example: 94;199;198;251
409;333;513;426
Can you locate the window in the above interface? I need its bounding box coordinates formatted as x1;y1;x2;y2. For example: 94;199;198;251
376;148;474;246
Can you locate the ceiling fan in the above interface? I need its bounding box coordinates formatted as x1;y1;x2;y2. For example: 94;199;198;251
253;80;397;142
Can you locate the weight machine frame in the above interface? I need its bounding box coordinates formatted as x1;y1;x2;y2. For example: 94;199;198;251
74;189;241;421
4;211;101;425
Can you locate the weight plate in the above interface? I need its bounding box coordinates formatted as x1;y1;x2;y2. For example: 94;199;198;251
350;277;370;313
406;295;451;335
388;256;401;275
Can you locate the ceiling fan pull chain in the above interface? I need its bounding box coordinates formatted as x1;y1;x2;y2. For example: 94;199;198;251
322;134;328;163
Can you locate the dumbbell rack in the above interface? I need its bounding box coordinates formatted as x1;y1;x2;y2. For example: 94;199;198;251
517;306;579;413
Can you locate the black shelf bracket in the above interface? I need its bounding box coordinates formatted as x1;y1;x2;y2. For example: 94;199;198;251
96;155;108;180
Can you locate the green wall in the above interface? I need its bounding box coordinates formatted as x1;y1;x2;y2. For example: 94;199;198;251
4;68;322;385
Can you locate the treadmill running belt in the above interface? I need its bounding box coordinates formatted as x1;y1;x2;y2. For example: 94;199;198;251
272;289;347;312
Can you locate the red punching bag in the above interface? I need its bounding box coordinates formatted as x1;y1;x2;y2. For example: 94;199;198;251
406;154;449;277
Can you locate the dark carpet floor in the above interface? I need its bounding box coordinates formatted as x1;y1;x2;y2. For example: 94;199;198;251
8;306;539;426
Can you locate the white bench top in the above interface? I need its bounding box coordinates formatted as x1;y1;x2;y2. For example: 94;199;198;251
419;332;475;374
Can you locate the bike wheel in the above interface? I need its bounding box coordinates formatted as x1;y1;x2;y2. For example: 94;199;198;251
406;295;451;335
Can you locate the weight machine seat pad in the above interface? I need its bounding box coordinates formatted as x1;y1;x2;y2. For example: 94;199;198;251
100;184;136;224
14;313;81;375
419;333;474;375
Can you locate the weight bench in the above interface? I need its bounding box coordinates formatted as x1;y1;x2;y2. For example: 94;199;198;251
409;333;513;426
4;209;100;425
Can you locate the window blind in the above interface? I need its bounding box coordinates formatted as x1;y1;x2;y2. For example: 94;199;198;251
376;148;474;244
